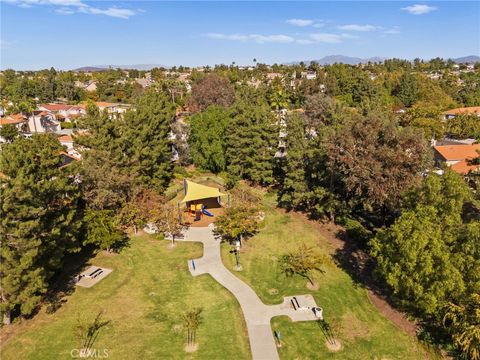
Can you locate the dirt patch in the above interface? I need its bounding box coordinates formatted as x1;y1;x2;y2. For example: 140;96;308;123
325;339;342;352
184;343;199;352
172;324;182;334
268;288;279;295
340;312;370;341
306;281;319;291
367;290;417;336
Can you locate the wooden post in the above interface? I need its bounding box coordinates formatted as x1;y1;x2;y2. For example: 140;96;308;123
228;193;231;208
178;202;182;224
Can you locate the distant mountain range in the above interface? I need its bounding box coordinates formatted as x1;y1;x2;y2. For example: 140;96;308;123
286;55;480;65
74;64;168;71
451;55;480;64
72;55;480;71
284;55;386;65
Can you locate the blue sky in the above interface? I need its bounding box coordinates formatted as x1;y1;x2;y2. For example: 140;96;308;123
1;1;479;70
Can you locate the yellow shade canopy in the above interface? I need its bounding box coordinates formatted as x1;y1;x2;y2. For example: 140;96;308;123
180;180;226;203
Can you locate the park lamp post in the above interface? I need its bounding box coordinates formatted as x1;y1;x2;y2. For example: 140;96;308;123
235;239;241;268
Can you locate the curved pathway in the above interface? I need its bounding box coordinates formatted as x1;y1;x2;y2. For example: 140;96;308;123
176;224;318;360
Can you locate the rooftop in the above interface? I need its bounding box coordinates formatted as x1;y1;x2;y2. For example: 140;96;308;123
434;144;480;161
444;106;480;116
0;114;26;125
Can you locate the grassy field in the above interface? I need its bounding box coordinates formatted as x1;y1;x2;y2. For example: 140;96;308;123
1;235;250;360
1;183;438;360
221;193;439;360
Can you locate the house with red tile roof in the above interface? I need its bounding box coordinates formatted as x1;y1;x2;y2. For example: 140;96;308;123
0;114;29;142
0;114;27;127
433;144;480;174
38;104;85;119
28;110;61;133
444;106;480;119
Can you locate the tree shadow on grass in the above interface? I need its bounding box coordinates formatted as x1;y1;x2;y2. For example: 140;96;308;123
316;319;338;346
110;234;131;253
44;245;96;315
331;229;376;291
74;311;111;353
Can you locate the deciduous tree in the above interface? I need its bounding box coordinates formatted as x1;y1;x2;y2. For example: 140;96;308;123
279;243;326;286
188;74;235;112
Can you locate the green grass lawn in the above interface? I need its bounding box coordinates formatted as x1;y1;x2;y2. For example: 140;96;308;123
1;235;250;360
221;194;439;360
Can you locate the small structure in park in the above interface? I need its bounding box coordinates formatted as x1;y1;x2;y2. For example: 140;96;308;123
178;179;229;227
75;266;112;288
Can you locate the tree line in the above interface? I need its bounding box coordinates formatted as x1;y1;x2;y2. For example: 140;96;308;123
1;66;479;358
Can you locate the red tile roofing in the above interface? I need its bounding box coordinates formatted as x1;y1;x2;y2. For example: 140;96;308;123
58;135;73;142
434;144;480;161
444;106;480;116
0;114;26;125
40;104;73;111
450;160;480;175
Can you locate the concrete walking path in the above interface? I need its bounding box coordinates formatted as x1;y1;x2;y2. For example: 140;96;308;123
175;224;318;360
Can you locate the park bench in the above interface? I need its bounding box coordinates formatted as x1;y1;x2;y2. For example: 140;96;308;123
91;270;103;279
88;268;102;277
291;296;301;310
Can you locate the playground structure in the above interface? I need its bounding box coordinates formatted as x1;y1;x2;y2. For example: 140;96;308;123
178;179;229;227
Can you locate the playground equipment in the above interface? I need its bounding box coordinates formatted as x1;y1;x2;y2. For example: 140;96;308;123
190;203;203;221
178;179;230;224
202;205;214;217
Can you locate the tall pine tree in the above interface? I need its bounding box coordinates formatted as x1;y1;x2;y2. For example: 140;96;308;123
277;112;307;209
0;134;82;324
121;89;176;192
226;99;277;185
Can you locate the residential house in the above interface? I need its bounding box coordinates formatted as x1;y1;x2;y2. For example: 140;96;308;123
28;110;61;133
135;78;153;88
301;71;317;80
95;102;130;114
38;104;85;121
433;144;480;174
266;73;283;81
58;134;81;158
59;151;80;168
444;106;480;119
85;80;98;92
74;80;98;92
0;114;28;142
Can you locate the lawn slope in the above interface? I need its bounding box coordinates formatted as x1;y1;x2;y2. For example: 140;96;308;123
1;235;250;360
221;194;438;360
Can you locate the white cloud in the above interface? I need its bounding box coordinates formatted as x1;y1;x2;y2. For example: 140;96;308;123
308;33;357;43
55;7;74;14
338;24;378;32
206;29;360;46
401;4;437;15
286;18;314;27
296;39;314;45
79;6;137;19
384;26;401;34
1;39;13;49
4;0;139;18
206;33;295;44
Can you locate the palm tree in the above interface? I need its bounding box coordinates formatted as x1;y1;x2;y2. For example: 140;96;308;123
18;100;37;133
269;90;289;111
182;307;203;346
